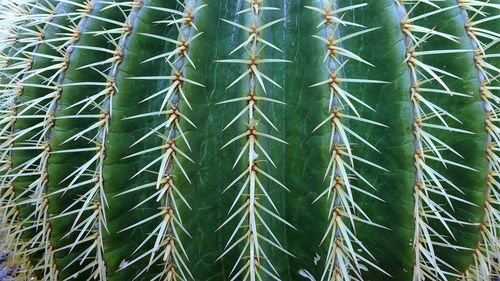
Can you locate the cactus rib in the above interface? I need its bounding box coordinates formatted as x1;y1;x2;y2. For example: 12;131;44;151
458;1;500;279
46;0;133;279
48;1;146;279
9;0;88;277
113;0;205;279
1;0;76;278
217;1;295;280
0;1;41;277
306;1;391;280
395;1;487;280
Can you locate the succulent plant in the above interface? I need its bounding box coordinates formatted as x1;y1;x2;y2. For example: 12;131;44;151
0;0;498;280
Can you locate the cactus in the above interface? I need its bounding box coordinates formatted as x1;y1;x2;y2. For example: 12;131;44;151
0;0;498;280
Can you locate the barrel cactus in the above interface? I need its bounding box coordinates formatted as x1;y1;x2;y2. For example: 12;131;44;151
0;0;498;280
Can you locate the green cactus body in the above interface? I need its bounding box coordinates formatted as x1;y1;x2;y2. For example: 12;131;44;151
0;0;498;281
